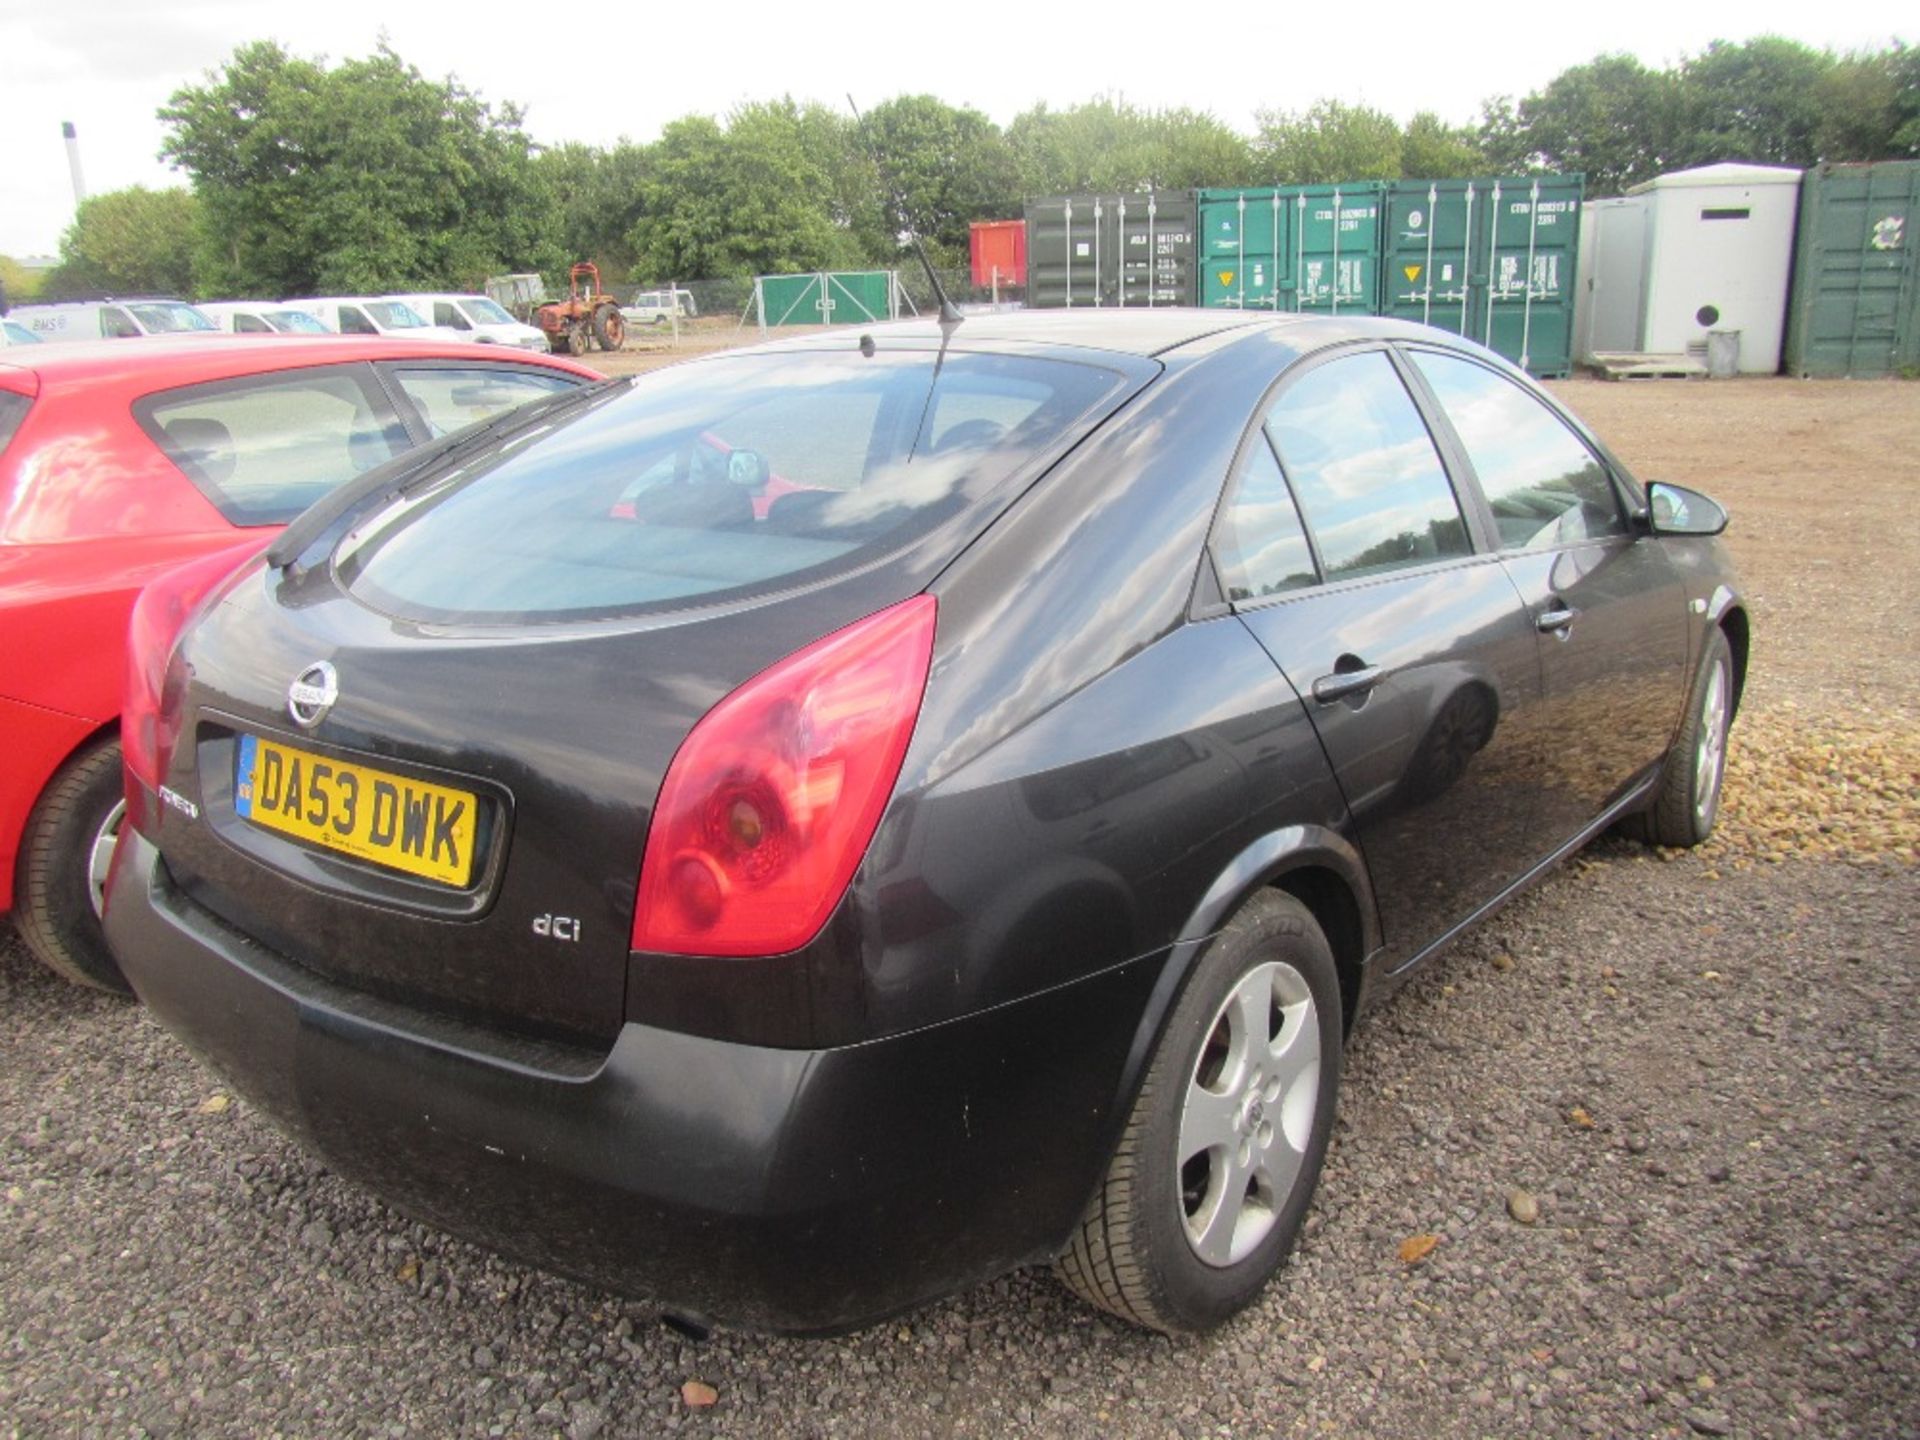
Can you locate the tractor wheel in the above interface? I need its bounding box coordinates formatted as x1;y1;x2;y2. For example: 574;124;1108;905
594;305;626;351
566;323;589;357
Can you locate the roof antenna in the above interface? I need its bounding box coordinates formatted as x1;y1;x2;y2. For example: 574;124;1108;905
847;95;962;328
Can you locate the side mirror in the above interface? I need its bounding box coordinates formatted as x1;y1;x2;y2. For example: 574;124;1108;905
1646;481;1729;537
727;448;770;492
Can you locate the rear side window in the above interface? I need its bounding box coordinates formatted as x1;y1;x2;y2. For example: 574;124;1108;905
1213;435;1317;601
1266;351;1469;581
366;302;427;330
139;366;408;526
126;302;214;334
1410;350;1627;550
268;310;330;334
337;349;1128;624
389;366;580;438
0;391;32;456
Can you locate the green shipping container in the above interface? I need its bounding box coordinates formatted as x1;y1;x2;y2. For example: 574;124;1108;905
1198;184;1386;314
1382;175;1583;377
1025;193;1197;308
1783;161;1920;378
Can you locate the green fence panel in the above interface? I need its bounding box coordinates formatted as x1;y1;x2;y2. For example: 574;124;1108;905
757;272;896;327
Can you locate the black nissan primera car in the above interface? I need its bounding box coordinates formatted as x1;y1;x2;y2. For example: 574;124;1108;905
105;311;1746;1335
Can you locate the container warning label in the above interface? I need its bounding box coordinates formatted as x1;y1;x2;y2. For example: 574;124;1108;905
1219;271;1235;286
1404;264;1422;283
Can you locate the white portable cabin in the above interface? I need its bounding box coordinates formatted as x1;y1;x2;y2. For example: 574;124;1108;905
1574;163;1802;374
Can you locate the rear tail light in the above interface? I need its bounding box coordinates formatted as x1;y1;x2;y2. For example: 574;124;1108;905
124;542;264;829
633;596;937;957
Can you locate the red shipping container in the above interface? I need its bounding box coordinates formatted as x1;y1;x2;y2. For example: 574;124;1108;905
969;220;1027;288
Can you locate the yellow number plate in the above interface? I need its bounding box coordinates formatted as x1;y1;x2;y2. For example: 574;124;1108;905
235;735;478;887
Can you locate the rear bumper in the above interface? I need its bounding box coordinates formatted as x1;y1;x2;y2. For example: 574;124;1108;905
105;828;1168;1333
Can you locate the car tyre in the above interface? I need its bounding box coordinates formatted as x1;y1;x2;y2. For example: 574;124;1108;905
15;736;134;993
1055;890;1341;1333
1627;627;1734;848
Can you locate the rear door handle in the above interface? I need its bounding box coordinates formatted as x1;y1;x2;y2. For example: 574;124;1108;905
1311;666;1384;703
1536;607;1576;634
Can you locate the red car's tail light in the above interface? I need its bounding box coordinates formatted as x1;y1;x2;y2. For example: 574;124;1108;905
633;595;937;957
124;543;264;827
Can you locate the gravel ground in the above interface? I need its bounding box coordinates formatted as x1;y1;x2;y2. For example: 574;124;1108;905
4;377;1917;1439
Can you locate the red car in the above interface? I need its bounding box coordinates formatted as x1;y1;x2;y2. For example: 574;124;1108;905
1;335;599;989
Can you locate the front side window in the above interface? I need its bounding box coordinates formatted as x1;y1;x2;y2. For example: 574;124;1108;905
100;307;140;339
1212;435;1317;601
390;366;581;439
337;349;1128;624
141;366;406;525
336;306;377;336
1266;351;1469;581
432;302;470;330
461;299;516;325
234;313;272;334
1411;350;1627;551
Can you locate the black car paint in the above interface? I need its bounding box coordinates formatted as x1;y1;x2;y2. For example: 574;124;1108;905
105;312;1746;1332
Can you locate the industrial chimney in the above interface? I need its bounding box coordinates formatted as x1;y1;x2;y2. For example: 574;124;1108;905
62;121;87;206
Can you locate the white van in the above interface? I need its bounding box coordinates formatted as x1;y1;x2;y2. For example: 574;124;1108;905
8;299;218;342
388;293;547;351
621;288;699;327
197;301;335;335
282;298;462;342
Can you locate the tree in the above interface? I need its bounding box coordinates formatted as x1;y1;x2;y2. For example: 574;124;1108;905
45;187;199;298
1490;55;1683;195
1253;101;1403;184
628;101;864;280
1810;43;1920;161
1676;37;1831;168
0;255;51;309
1399;112;1483;179
1008;99;1253;195
852;95;1020;265
535;140;654;281
160;41;554;296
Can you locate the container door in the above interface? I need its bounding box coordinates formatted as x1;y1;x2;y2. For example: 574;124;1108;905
1225;348;1545;968
1385;180;1480;339
1026;197;1108;308
1480;176;1582;378
1294;184;1385;316
1114;192;1196;307
1200;190;1286;310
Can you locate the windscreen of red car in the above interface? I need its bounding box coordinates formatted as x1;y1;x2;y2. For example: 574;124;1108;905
333;348;1128;624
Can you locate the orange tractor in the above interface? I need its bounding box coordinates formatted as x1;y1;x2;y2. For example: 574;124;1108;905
534;263;626;355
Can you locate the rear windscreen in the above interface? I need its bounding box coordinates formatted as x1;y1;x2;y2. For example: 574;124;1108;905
335;348;1128;624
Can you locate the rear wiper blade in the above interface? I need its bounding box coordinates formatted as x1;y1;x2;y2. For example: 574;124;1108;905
266;377;628;570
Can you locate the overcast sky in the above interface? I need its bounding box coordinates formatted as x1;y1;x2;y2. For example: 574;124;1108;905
2;0;1909;257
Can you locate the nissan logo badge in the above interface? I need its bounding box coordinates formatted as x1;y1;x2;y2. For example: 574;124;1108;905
287;661;339;728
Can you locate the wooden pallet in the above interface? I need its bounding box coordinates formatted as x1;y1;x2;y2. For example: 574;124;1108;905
1587;352;1709;381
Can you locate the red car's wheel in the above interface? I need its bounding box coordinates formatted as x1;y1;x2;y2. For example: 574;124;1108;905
15;735;134;993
